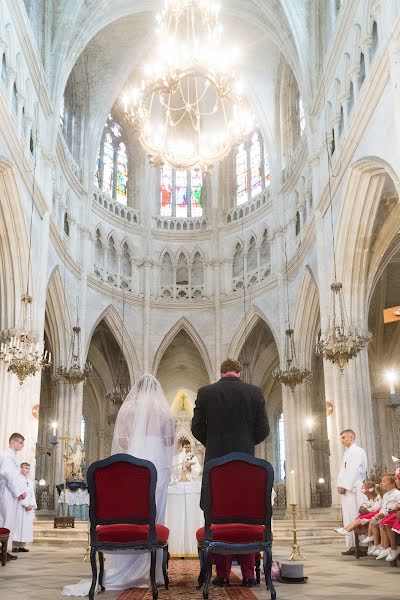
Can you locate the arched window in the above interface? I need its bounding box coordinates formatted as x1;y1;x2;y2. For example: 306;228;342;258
63;213;70;237
95;116;128;205
108;237;118;272
192;252;204;285
160;168;203;217
348;81;354;115
260;230;270;265
359;53;366;88
278;412;285;481
94;229;103;266
233;243;244;278
235;131;270;206
161;253;173;285
176;253;189;285
1;54;8;87
247;236;257;272
121;243;131;277
370;21;378;61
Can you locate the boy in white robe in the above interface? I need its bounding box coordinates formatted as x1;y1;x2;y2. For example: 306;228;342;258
12;462;37;552
337;429;367;553
0;433;27;561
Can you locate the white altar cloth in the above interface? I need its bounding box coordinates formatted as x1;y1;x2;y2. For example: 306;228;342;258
165;481;204;556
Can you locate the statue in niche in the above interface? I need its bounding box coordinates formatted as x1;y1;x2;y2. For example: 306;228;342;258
68;437;86;481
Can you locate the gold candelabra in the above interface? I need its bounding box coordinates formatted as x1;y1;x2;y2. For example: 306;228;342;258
289;503;305;561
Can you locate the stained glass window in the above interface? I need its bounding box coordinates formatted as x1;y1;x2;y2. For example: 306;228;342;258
236;144;248;205
264;154;271;188
160;168;203;217
191;170;203;217
103;134;114;196
116;142;128;204
95;116;129;204
160;167;173;217
250;133;262;198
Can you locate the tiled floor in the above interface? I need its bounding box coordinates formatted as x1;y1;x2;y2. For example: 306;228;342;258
0;544;398;600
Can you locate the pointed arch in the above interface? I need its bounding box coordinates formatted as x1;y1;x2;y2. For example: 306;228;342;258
293;266;320;365
228;304;279;361
152;317;213;382
46;266;72;366
85;304;140;384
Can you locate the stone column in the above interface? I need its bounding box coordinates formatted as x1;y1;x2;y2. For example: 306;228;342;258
142;259;152;372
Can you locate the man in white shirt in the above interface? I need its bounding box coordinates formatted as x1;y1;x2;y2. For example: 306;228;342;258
337;429;367;555
0;433;27;561
172;439;201;482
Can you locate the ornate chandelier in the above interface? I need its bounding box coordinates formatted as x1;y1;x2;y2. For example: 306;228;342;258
0;294;51;385
106;384;129;407
123;0;253;171
57;326;92;388
274;328;312;391
316;281;372;373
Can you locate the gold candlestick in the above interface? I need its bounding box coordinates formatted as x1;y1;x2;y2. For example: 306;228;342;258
289;503;305;561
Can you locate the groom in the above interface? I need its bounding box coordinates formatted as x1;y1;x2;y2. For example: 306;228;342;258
191;358;269;588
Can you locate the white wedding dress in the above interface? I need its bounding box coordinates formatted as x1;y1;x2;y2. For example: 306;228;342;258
63;375;175;596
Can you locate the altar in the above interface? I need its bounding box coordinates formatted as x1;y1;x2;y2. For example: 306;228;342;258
165;480;204;556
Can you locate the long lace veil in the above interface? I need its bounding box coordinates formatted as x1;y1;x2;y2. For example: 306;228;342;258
111;374;175;472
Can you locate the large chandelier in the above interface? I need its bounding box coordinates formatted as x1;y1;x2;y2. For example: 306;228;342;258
57;326;92;388
123;0;253;170
316;281;372;373
106;384;129;407
0;294;51;385
274;328;312;391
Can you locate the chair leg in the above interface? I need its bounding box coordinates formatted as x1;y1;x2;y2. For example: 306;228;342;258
255;555;261;584
150;549;158;600
263;546;276;600
197;547;205;589
88;548;97;600
354;530;360;559
98;551;105;591
203;550;212;600
162;546;169;589
1;539;8;567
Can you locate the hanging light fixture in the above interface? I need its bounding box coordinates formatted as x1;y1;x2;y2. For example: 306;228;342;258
0;294;51;385
274;328;312;391
0;125;51;384
273;240;311;391
316;281;371;373
123;0;253;171
105;383;129;407
57;325;92;388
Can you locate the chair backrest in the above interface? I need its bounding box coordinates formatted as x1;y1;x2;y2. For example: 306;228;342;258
87;454;157;527
203;453;274;535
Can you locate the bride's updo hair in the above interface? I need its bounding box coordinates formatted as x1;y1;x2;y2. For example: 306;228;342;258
137;374;158;393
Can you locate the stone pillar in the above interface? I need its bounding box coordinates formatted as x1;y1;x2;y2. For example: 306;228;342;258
142;259;152;372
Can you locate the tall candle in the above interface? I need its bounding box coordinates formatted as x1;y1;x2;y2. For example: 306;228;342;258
51;422;57;437
289;469;297;505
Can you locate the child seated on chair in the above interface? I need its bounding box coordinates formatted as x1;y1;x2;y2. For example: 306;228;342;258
368;473;400;560
377;467;400;562
12;463;37;553
334;480;381;540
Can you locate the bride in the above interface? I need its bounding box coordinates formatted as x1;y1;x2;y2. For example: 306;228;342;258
63;374;175;595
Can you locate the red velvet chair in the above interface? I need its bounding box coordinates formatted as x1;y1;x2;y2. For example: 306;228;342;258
87;454;169;600
196;453;275;600
0;528;10;566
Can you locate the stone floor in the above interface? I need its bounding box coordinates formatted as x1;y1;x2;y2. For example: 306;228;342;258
0;544;398;600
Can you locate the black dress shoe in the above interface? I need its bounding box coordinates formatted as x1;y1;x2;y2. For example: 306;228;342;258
18;548;29;552
242;578;257;588
212;576;230;587
6;553;18;561
341;548;356;556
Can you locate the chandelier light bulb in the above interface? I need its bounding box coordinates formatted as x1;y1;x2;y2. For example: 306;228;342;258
385;369;397;385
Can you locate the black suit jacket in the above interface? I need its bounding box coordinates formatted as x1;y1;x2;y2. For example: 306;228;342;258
191;376;270;464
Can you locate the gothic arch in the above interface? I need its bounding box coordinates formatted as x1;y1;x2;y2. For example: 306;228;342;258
228;304;279;361
85;304;140;384
152;317;213;382
45;266;72;365
293;266;320;365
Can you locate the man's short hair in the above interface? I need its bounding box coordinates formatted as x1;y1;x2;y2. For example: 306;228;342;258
20;462;30;468
9;433;25;443
339;429;355;437
220;358;242;374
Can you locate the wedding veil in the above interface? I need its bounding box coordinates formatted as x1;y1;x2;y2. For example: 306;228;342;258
111;374;175;472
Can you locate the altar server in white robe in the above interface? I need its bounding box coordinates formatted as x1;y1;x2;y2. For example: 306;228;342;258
12;462;37;552
337;429;367;552
172;438;201;482
0;433;27;560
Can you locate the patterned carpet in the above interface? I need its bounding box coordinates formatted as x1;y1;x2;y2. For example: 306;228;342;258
115;559;259;600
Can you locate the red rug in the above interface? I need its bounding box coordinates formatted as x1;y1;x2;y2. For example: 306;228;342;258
115;558;259;599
